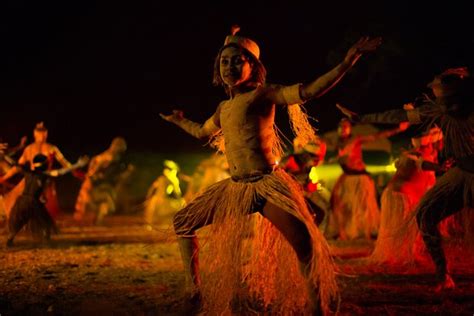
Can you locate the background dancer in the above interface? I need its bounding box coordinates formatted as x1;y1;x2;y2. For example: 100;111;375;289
337;67;474;291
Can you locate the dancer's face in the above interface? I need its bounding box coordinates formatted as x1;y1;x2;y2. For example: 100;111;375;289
429;77;444;98
33;130;48;143
338;121;352;137
219;46;252;88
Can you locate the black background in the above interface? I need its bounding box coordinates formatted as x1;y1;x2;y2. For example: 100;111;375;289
1;1;473;155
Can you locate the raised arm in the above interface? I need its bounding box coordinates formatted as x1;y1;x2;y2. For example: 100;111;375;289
300;37;381;100
359;122;409;143
267;37;381;106
160;106;221;140
0;147;27;182
337;103;429;125
6;136;27;158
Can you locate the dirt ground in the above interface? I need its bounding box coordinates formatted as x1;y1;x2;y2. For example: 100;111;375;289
0;215;473;316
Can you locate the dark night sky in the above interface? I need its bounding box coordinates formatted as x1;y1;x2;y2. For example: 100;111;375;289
1;1;473;156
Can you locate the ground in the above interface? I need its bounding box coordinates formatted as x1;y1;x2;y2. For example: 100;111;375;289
0;215;473;316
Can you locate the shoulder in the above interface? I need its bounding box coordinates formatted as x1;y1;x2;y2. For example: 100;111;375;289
48;144;61;152
215;101;227;112
100;151;114;161
259;83;303;105
93;152;110;163
22;145;31;154
23;144;34;152
21;145;33;159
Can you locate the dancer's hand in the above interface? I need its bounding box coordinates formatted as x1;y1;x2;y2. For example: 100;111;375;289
19;136;27;148
344;36;382;66
160;110;184;123
336;103;360;122
76;155;90;168
398;121;410;132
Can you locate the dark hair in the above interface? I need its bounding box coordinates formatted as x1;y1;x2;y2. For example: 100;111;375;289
212;44;267;94
430;67;473;99
32;153;48;171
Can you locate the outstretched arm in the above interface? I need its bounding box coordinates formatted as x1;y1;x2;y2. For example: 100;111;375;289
267;37;381;106
336;103;426;125
359;122;409;143
46;156;89;177
300;37;381;100
160;106;221;140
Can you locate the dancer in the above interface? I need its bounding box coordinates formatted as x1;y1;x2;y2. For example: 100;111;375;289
281;136;329;226
143;160;186;229
74;137;133;225
337;67;474;290
1;154;88;247
0;122;74;219
369;129;447;267
161;25;380;314
327;118;409;240
183;153;230;204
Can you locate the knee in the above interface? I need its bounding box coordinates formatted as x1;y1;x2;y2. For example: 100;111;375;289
416;207;439;237
172;212;182;232
173;209;193;237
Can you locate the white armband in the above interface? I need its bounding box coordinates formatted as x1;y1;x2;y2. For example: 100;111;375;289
281;84;304;105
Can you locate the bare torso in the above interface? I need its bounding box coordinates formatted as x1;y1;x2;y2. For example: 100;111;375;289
337;136;366;172
220;85;277;177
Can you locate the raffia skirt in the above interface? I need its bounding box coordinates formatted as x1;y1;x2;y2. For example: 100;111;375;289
368;186;422;267
370;167;474;270
174;168;337;315
9;195;58;239
328;173;380;240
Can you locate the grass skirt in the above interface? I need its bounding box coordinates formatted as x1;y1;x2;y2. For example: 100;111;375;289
174;168;337;314
9;195;58;239
329;174;380;240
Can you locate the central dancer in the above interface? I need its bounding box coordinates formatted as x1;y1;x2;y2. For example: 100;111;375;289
161;26;380;314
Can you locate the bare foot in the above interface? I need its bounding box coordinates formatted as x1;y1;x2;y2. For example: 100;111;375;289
434;274;455;293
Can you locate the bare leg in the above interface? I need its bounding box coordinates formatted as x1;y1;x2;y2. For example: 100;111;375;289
416;180;464;289
261;201;321;314
173;203;217;304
